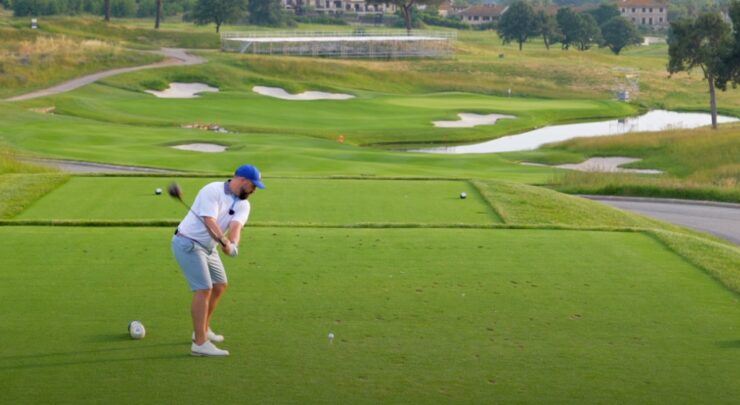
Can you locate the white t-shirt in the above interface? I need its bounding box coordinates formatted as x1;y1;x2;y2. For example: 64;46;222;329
177;181;251;250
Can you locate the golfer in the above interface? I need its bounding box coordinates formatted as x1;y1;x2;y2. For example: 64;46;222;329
172;164;265;356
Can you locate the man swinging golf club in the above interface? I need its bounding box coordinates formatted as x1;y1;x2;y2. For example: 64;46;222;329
171;164;265;356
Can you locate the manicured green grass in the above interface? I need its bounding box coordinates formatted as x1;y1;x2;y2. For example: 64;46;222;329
0;106;553;182
16;177;500;225
2;226;740;403
44;81;636;146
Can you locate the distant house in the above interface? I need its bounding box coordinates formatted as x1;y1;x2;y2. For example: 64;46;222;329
617;0;669;30
282;0;396;14
455;4;509;26
438;1;467;18
532;4;598;16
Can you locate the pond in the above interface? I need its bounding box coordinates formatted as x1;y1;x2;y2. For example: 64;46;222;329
412;110;739;154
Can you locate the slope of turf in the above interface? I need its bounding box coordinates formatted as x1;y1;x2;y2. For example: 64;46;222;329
1;227;739;403
0;106;553;182
41;78;637;145
16;177;500;225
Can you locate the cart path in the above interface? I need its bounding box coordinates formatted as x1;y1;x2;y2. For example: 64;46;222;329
583;195;740;245
5;48;205;101
22;158;178;174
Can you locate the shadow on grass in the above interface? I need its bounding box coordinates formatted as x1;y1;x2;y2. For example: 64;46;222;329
716;340;740;349
0;338;193;370
87;333;136;343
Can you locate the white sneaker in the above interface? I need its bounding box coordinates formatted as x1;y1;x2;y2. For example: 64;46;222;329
191;340;229;357
192;328;225;343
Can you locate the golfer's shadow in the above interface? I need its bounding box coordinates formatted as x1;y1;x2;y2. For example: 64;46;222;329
0;335;187;370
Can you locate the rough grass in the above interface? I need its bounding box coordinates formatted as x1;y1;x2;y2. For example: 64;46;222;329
0;30;161;98
504;123;740;202
550;171;740;203
2;14;738;116
0;173;69;218
650;229;740;295
472;179;689;231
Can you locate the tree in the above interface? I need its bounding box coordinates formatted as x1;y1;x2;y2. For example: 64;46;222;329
556;7;578;49
155;0;162;28
587;3;619;26
573;13;600;51
248;0;283;26
668;13;733;129
536;10;562;50
111;0;136;17
600;16;642;55
717;1;740;90
366;0;442;34
104;0;110;20
497;1;539;51
193;0;247;33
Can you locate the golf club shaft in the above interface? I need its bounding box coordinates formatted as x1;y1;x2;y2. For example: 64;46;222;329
176;198;227;247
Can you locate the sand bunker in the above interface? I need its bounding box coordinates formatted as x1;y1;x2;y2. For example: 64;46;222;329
433;113;515;128
524;157;662;174
253;86;354;100
146;83;219;99
170;143;226;153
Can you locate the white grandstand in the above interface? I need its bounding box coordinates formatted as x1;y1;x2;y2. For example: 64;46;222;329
221;31;456;59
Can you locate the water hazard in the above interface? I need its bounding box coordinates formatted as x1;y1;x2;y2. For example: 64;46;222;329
413;110;738;154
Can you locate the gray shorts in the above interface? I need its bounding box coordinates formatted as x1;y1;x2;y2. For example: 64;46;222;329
172;234;227;291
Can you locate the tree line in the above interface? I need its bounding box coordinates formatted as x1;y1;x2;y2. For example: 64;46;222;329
5;0;194;18
497;1;642;54
3;0;293;30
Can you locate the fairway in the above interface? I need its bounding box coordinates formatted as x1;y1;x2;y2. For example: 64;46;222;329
16;177;500;225
47;83;636;145
0;106;553;182
2;226;739;403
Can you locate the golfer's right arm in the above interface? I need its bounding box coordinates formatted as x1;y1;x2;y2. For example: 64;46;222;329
202;216;233;251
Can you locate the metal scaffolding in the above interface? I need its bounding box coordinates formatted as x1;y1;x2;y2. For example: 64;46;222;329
612;67;640;102
221;31;456;59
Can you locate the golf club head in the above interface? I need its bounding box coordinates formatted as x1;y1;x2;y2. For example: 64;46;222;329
168;182;183;200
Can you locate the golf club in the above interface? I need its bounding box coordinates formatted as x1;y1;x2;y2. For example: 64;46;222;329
168;182;227;247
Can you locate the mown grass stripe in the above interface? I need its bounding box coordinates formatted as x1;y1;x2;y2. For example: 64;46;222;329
72;173;474;181
0;219;649;232
468;179;507;224
647;229;740;295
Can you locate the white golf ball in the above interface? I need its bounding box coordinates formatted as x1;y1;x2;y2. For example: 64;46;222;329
460;192;467;199
155;188;162;195
128;321;146;339
328;333;335;340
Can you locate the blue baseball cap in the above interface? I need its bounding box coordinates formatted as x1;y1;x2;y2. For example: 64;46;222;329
234;164;266;189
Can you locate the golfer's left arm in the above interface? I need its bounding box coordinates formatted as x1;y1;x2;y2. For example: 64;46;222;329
226;221;243;246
